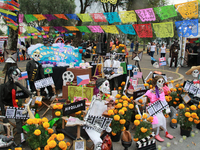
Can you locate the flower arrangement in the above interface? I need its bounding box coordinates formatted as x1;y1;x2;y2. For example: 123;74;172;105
75;110;84;120
133;114;153;141
176;104;199;130
53;103;64;129
24;117;54;149
111;44;126;53
92;46;96;54
44;133;71;150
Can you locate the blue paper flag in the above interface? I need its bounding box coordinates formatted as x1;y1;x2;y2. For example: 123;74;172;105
103;12;121;24
66;14;80;20
116;24;136;35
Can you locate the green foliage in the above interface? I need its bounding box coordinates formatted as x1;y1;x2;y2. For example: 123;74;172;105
110;114;125;133
134;120;152;140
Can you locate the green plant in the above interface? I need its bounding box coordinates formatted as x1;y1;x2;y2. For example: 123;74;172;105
53;104;64;129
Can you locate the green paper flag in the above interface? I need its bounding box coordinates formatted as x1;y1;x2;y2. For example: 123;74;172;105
44;67;53;75
76;26;91;33
52;34;56;38
35;113;40;118
24;14;38;23
154;5;177;20
49;118;60;128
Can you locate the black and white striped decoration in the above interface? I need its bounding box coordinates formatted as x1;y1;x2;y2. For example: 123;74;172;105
83;115;112;133
136;132;155;147
5;106;35;120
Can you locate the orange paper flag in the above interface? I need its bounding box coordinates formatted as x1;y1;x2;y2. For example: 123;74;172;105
33;14;46;21
54;14;68;20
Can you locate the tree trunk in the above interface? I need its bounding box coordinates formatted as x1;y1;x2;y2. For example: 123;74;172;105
143;38;146;51
72;20;82;48
107;33;111;53
7;27;18;51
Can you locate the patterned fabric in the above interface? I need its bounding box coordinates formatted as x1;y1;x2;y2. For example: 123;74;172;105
118;11;137;23
101;25;119;34
44;14;57;21
66;14;80;20
135;8;156;22
24;14;37;23
76;26;91;33
103;12;121;24
90;13;107;22
64;26;79;31
175;19;198;37
116;24;136;35
33;14;46;21
87;26;104;33
0;2;19;11
154;5;177;20
54;14;68;20
132;24;153;38
77;13;93;22
0;8;17;16
175;1;198;19
153;22;174;38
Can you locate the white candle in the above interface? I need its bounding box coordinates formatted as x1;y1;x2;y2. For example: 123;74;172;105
112;90;118;101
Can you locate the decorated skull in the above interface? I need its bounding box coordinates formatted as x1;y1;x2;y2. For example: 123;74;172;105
111;52;116;60
32;50;40;62
8;66;21;82
157;78;165;89
192;69;199;78
132;65;139;73
99;80;110;94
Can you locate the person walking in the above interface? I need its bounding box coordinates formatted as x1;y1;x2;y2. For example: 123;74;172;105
25;41;30;60
147;42;151;55
150;42;156;57
135;41;139;52
130;40;134;52
160;43;166;57
156;43;160;55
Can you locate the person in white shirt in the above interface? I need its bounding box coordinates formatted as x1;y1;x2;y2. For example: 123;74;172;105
159;43;166;57
150;42;156;57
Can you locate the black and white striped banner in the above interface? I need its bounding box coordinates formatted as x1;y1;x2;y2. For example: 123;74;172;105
136;132;155;148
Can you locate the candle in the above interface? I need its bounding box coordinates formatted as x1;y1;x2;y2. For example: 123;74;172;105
157;145;162;150
195;130;198;134
174;141;178;145
111;90;118;101
167;142;171;147
191;132;195;137
183;136;187;140
179;138;183;143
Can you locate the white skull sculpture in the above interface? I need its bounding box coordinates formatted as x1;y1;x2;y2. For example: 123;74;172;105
157;78;165;89
11;68;21;82
153;62;159;69
192;69;199;78
32;50;40;62
132;66;139;73
99;80;110;94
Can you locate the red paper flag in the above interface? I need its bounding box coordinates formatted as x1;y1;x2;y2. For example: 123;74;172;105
54;14;68;20
42;26;50;32
132;24;153;38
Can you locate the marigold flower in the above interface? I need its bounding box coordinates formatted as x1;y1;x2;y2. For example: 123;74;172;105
175;98;179;101
188;117;193;122
178;88;182;91
115;94;121;99
48;128;54;134
56;133;65;141
122;50;125;53
94;46;96;49
121;96;127;100
143;114;147;119
119;99;123;103
58;141;67;149
44;145;50;150
108;110;114;116
114;109;118;114
134;120;140;126
171;80;174;83
48;140;57;149
115;100;118;104
191;113;197;119
130;97;133;100
149;85;153;89
133;138;138;142
186;108;190;112
176;114;178;116
171;119;177;124
53;105;58;109
175;84;179;88
135;114;141;120
118;87;122;90
194;119;199;124
140;127;147;133
58;104;63;109
173;102;177;105
55;111;61;116
15;99;18;103
179;104;185;109
43;122;50;129
75;111;81;115
119;119;126;125
138;99;143;103
165;114;169;118
119;109;125;115
114;115;120;121
190;105;197;111
117;103;122;109
27;119;33;125
144;83;149;87
180;83;184;86
198;105;200;109
185;112;190;117
66;142;70;146
121;126;126;131
121;82;125;86
111;132;116;136
34;129;41;136
122;107;127;111
42;117;49;122
33;118;39;124
128;104;134;109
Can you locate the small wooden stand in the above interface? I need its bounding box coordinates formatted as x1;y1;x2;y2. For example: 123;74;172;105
93;55;105;79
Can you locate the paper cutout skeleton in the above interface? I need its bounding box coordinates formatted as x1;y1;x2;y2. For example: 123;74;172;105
0;66;33;145
84;78;112;150
144;76;173;142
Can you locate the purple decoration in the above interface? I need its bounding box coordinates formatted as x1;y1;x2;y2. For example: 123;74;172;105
45;32;48;34
53;62;57;66
42;61;45;64
60;34;64;36
94;87;99;96
87;26;104;33
44;14;57;21
47;61;51;64
155;85;160;98
19;14;24;23
53;26;67;32
135;8;156;22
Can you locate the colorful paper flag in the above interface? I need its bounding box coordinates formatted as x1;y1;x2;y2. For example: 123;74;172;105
77;74;90;86
18;71;28;80
44;67;53;75
133;72;142;78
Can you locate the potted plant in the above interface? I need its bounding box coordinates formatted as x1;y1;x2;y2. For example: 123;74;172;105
177;104;199;137
195;103;200;129
44;133;71;150
53;104;64;133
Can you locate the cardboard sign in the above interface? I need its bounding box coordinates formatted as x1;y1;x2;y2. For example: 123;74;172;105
133;90;147;99
6;107;35;120
73;139;86;150
16;90;29;99
127;65;132;70
147;100;169;116
184;80;198;95
34;77;54;89
63;100;85;116
131;78;138;87
182;94;191;104
83;115;112;133
159;57;166;66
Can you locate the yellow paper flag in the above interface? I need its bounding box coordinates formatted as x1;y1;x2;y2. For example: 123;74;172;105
64;26;79;31
118;10;137;23
175;1;198;19
77;14;93;22
101;25;119;34
0;8;17;16
153;22;174;38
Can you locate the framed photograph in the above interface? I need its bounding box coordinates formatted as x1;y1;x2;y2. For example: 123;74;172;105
183;94;191;104
189;84;198;95
73;139;86;150
16;109;27;119
5;108;16;118
131;78;138;87
184;81;191;91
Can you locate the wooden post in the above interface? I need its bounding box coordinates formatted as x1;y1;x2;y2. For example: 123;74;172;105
77;125;81;139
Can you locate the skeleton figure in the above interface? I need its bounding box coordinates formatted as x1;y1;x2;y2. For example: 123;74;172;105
26;50;53;96
185;66;200;90
84;78;112;150
0;135;14;148
192;69;199;78
0;66;33;145
144;76;173;142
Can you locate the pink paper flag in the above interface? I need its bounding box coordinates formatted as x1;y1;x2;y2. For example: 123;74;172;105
135;8;156;22
43;35;47;38
133;72;143;78
19;14;24;23
87;25;104;33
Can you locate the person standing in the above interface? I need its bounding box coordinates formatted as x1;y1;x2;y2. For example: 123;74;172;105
135;41;139;52
147;42;151;55
156;43;160;55
110;40;114;50
25;41;30;60
150;42;156;57
130;40;134;52
160;43;166;57
115;38;120;46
